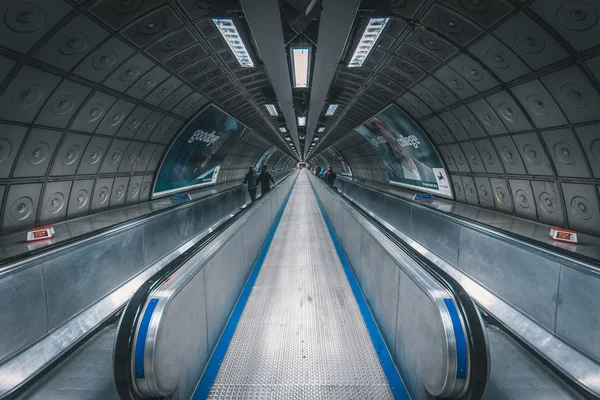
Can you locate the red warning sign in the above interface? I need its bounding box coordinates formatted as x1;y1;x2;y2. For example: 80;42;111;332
27;225;55;242
549;226;578;243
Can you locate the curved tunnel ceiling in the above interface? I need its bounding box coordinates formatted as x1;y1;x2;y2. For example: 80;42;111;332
308;0;600;238
0;0;599;239
0;0;297;235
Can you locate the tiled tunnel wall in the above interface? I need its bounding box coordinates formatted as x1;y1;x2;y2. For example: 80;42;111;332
219;137;296;184
0;0;293;236
310;133;389;184
310;0;600;237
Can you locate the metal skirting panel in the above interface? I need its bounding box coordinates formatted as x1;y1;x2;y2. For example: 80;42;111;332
16;324;120;400
208;174;393;399
337;178;600;359
482;325;584;400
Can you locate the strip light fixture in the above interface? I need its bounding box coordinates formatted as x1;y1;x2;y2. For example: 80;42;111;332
325;104;338;116
297;116;307;126
212;18;254;68
291;47;311;88
348;17;390;68
278;126;287;133
317;126;325;133
265;104;278;116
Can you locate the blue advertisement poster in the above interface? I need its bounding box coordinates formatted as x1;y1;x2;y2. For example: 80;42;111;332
254;146;278;173
153;104;247;197
323;146;352;176
355;104;452;197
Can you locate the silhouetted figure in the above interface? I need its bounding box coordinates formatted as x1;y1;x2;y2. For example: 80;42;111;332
325;167;336;186
257;165;276;196
243;166;257;202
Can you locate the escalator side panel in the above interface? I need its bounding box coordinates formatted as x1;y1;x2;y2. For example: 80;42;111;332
16;324;120;400
310;173;472;399
483;325;584;400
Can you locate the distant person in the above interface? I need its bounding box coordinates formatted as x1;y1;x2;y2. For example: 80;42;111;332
257;165;276;195
325;167;336;186
242;166;257;202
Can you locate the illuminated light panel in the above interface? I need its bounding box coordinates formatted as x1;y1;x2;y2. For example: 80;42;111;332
279;126;287;133
348;17;390;68
285;137;291;141
317;127;325;133
265;104;278;116
291;47;311;88
297;116;306;126
313;137;319;141
325;104;338;116
212;18;254;68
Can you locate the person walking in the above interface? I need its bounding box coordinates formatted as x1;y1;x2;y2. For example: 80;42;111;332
242;166;257;202
257;165;276;196
325;166;336;187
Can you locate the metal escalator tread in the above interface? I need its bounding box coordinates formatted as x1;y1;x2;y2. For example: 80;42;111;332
16;323;120;400
207;174;394;399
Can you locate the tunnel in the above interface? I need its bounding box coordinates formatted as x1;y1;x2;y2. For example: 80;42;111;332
0;0;599;399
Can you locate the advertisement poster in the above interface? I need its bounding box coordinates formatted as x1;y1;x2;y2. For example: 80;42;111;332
323;146;352;176
313;154;329;170
255;146;278;173
272;154;289;172
355;104;452;198
154;104;247;197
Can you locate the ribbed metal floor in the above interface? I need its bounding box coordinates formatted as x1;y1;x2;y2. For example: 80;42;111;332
208;174;394;399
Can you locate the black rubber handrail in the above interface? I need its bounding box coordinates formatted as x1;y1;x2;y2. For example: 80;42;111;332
338;178;600;274
481;312;597;400
1;172;293;270
1;183;260;400
3;311;122;400
0;182;245;270
3;174;293;400
317;176;489;400
113;172;295;400
332;176;598;399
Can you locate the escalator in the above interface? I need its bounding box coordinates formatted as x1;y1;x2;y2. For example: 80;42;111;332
115;171;489;400
322;175;597;400
0;173;294;400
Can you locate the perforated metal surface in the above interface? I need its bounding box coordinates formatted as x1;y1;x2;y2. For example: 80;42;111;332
208;174;393;399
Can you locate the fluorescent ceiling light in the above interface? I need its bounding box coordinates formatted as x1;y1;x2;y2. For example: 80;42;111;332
299;136;305;139
291;47;311;88
317;127;325;133
278;126;287;133
348;17;390;68
285;137;291;141
313;137;319;141
265;104;278;116
325;104;338;116
297;116;306;126
213;18;254;68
